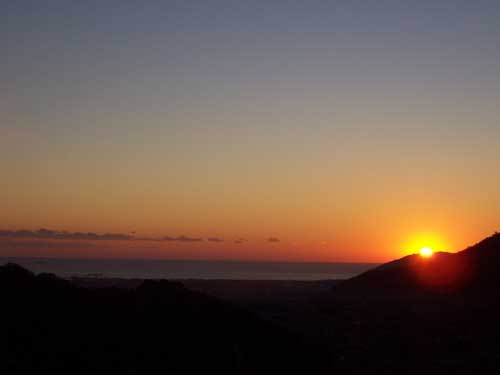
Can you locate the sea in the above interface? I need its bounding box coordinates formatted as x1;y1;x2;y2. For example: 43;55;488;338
0;257;377;280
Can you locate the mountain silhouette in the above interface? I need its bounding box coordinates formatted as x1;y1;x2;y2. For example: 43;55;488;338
0;263;322;374
337;232;500;295
5;235;500;374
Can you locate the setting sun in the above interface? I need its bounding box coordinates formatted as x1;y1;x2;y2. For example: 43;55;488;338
419;247;434;257
402;232;447;259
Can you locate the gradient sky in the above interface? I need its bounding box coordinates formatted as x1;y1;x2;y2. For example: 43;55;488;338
2;0;500;262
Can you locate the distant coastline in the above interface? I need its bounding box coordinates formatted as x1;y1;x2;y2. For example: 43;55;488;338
0;257;378;281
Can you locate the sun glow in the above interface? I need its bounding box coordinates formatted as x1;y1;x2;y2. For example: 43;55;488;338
403;232;446;258
419;247;433;257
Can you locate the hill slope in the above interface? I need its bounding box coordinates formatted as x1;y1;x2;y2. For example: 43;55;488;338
337;233;500;295
0;263;322;374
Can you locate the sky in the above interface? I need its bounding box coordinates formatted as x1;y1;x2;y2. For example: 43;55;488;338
2;0;500;262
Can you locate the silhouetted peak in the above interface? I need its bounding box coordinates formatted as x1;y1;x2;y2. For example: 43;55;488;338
0;263;35;281
337;233;500;296
461;232;500;256
36;272;72;288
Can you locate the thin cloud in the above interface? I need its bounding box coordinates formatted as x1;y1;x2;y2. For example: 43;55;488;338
0;229;204;243
234;238;248;244
207;237;224;242
267;237;280;243
162;235;203;242
0;229;133;241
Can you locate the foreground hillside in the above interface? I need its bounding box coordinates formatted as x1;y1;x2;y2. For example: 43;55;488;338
1;263;322;374
169;234;500;374
317;233;500;373
337;232;500;295
4;233;500;374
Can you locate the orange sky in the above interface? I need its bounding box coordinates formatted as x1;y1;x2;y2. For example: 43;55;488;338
2;1;500;262
2;121;500;262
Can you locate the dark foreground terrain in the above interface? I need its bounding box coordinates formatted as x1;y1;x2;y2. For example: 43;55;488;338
1;264;323;374
5;233;500;374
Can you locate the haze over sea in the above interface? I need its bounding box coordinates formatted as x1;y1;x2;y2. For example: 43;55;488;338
0;257;376;280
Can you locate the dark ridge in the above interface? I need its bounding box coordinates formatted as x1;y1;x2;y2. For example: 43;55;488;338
0;262;35;280
336;232;500;296
1;263;325;375
5;233;500;374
